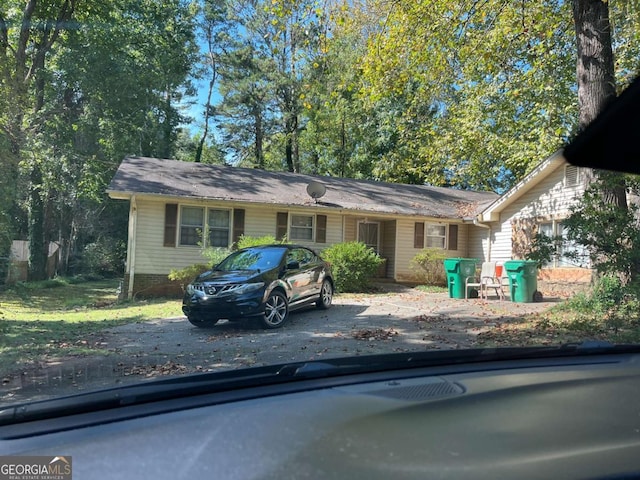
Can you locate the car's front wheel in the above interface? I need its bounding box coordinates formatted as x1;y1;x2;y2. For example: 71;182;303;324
260;290;289;329
187;315;219;328
316;279;333;310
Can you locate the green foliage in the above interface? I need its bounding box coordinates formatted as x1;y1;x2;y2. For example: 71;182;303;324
410;249;447;287
556;276;640;336
201;247;232;266
77;239;127;278
168;235;291;289
321;241;384;293
0;0;198;279
564;172;640;284
168;264;211;289
525;233;561;269
235;235;289;249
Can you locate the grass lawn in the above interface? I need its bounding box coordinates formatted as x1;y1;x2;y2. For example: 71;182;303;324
0;279;183;377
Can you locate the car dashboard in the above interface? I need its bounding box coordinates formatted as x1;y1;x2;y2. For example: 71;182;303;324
1;352;640;479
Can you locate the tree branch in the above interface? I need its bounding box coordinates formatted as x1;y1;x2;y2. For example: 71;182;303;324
16;0;37;77
25;0;76;83
0;14;8;56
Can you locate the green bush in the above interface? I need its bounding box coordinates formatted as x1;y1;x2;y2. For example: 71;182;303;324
201;247;231;265
322;241;384;293
78;239;126;277
235;234;289;249
410;248;447;286
169;236;291;290
558;275;640;335
168;264;211;290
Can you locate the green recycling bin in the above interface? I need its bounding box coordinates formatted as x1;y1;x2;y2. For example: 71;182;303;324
504;260;539;303
444;258;477;299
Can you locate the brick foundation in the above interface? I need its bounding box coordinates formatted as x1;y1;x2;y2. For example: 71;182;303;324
120;273;184;299
537;268;593;299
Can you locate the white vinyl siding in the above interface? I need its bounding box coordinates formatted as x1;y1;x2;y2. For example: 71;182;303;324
132;200;205;275
130;200;346;275
467;225;490;263
488;162;587;265
395;219;469;281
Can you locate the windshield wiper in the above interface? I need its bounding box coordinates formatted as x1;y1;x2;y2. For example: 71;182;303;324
1;342;638;429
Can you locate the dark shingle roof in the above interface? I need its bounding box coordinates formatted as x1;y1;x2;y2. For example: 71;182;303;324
107;156;498;218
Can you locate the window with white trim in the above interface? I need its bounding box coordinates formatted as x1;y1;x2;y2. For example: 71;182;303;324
290;215;314;241
426;223;446;249
537;220;589;268
180;206;204;246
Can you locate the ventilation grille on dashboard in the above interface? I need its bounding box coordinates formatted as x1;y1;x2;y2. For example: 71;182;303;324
364;379;464;401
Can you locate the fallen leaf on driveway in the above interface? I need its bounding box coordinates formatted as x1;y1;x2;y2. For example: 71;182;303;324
352;328;399;341
117;360;189;378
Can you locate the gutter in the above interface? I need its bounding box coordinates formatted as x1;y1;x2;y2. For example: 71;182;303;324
472;217;492;261
127;195;138;300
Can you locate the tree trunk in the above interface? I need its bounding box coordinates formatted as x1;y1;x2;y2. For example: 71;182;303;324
285;115;295;172
572;0;631;276
572;0;616;131
28;165;47;281
253;105;264;168
292;113;300;173
572;0;626;206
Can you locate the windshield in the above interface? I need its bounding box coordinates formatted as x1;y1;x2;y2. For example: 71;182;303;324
1;0;639;408
215;247;286;272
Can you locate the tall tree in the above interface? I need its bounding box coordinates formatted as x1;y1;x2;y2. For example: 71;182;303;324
0;0;198;280
214;0;326;172
358;0;578;191
566;0;639;284
0;0;80;280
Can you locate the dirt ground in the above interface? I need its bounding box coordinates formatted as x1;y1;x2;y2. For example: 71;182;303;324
1;284;556;404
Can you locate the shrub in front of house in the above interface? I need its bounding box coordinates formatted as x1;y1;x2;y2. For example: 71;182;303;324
235;234;289;249
167;238;287;290
322;241;384;293
168;263;211;290
410;248;447;287
201;247;232;265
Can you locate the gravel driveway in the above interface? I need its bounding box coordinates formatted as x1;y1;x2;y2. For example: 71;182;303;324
2;284;555;403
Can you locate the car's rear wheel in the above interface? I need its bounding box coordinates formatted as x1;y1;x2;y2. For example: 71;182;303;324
187;315;219;328
316;279;333;310
260;290;289;329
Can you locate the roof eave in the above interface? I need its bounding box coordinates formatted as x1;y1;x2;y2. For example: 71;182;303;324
478;150;566;222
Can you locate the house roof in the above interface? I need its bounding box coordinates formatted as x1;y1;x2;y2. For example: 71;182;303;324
478;150;567;222
107;156;498;219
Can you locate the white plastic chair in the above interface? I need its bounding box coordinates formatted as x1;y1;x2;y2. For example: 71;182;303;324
465;261;497;299
481;266;506;300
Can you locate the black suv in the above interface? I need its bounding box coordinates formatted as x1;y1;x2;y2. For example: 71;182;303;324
182;245;334;329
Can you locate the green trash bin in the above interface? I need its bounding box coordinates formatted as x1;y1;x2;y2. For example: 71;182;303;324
444;258;477;299
504;260;539;303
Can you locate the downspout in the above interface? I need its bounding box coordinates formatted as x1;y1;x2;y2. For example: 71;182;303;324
127;195;138;300
472;218;492;261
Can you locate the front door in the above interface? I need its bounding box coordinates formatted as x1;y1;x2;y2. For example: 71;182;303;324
358;222;380;253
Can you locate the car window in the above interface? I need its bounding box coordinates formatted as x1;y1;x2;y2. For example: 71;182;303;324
218;248;286;271
287;248;314;267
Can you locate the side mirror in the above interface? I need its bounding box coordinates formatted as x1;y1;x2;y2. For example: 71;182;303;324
286;260;300;270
